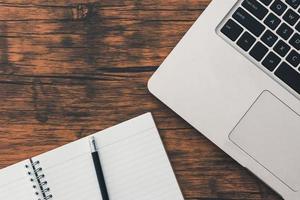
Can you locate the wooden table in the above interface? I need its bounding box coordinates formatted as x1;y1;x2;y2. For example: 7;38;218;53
0;1;282;199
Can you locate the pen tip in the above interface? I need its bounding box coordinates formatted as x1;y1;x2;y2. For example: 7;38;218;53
89;136;97;152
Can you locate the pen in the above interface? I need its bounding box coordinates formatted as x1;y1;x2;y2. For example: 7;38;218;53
89;136;110;200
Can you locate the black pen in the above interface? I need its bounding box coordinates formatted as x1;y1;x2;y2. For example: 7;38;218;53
89;136;110;200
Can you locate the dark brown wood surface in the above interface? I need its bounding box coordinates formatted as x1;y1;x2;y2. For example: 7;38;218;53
0;1;282;199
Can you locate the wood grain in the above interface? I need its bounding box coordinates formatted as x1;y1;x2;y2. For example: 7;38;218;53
0;1;282;199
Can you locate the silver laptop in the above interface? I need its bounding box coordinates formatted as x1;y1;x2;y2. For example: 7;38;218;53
148;0;300;199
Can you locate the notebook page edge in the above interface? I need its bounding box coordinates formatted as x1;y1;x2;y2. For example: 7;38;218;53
32;112;154;166
150;117;185;200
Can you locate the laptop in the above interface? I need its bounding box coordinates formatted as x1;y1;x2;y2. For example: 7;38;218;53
148;0;300;199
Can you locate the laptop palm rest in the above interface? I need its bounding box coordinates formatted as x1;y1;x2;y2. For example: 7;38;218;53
229;91;300;192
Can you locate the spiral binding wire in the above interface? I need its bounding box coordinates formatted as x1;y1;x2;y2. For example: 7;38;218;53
25;159;53;200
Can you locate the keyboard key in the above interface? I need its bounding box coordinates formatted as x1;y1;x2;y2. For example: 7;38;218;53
275;62;300;95
264;13;281;30
274;40;291;56
221;19;243;41
259;0;273;6
286;0;300;9
242;0;268;20
250;42;269;61
276;23;294;40
286;50;300;67
262;52;281;71
237;31;256;51
261;30;278;47
271;0;288;16
296;21;300;32
283;9;300;26
289;33;300;50
233;8;265;37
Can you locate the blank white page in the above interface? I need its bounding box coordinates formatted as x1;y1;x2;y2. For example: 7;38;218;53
33;113;184;200
0;160;38;200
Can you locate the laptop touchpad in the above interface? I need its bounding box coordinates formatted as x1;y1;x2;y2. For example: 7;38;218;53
229;91;300;192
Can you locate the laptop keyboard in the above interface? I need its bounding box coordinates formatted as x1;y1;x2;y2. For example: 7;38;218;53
219;0;300;96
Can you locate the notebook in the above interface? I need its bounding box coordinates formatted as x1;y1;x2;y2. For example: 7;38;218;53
0;113;184;200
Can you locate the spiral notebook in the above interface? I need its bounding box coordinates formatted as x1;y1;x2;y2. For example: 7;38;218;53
0;113;184;200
